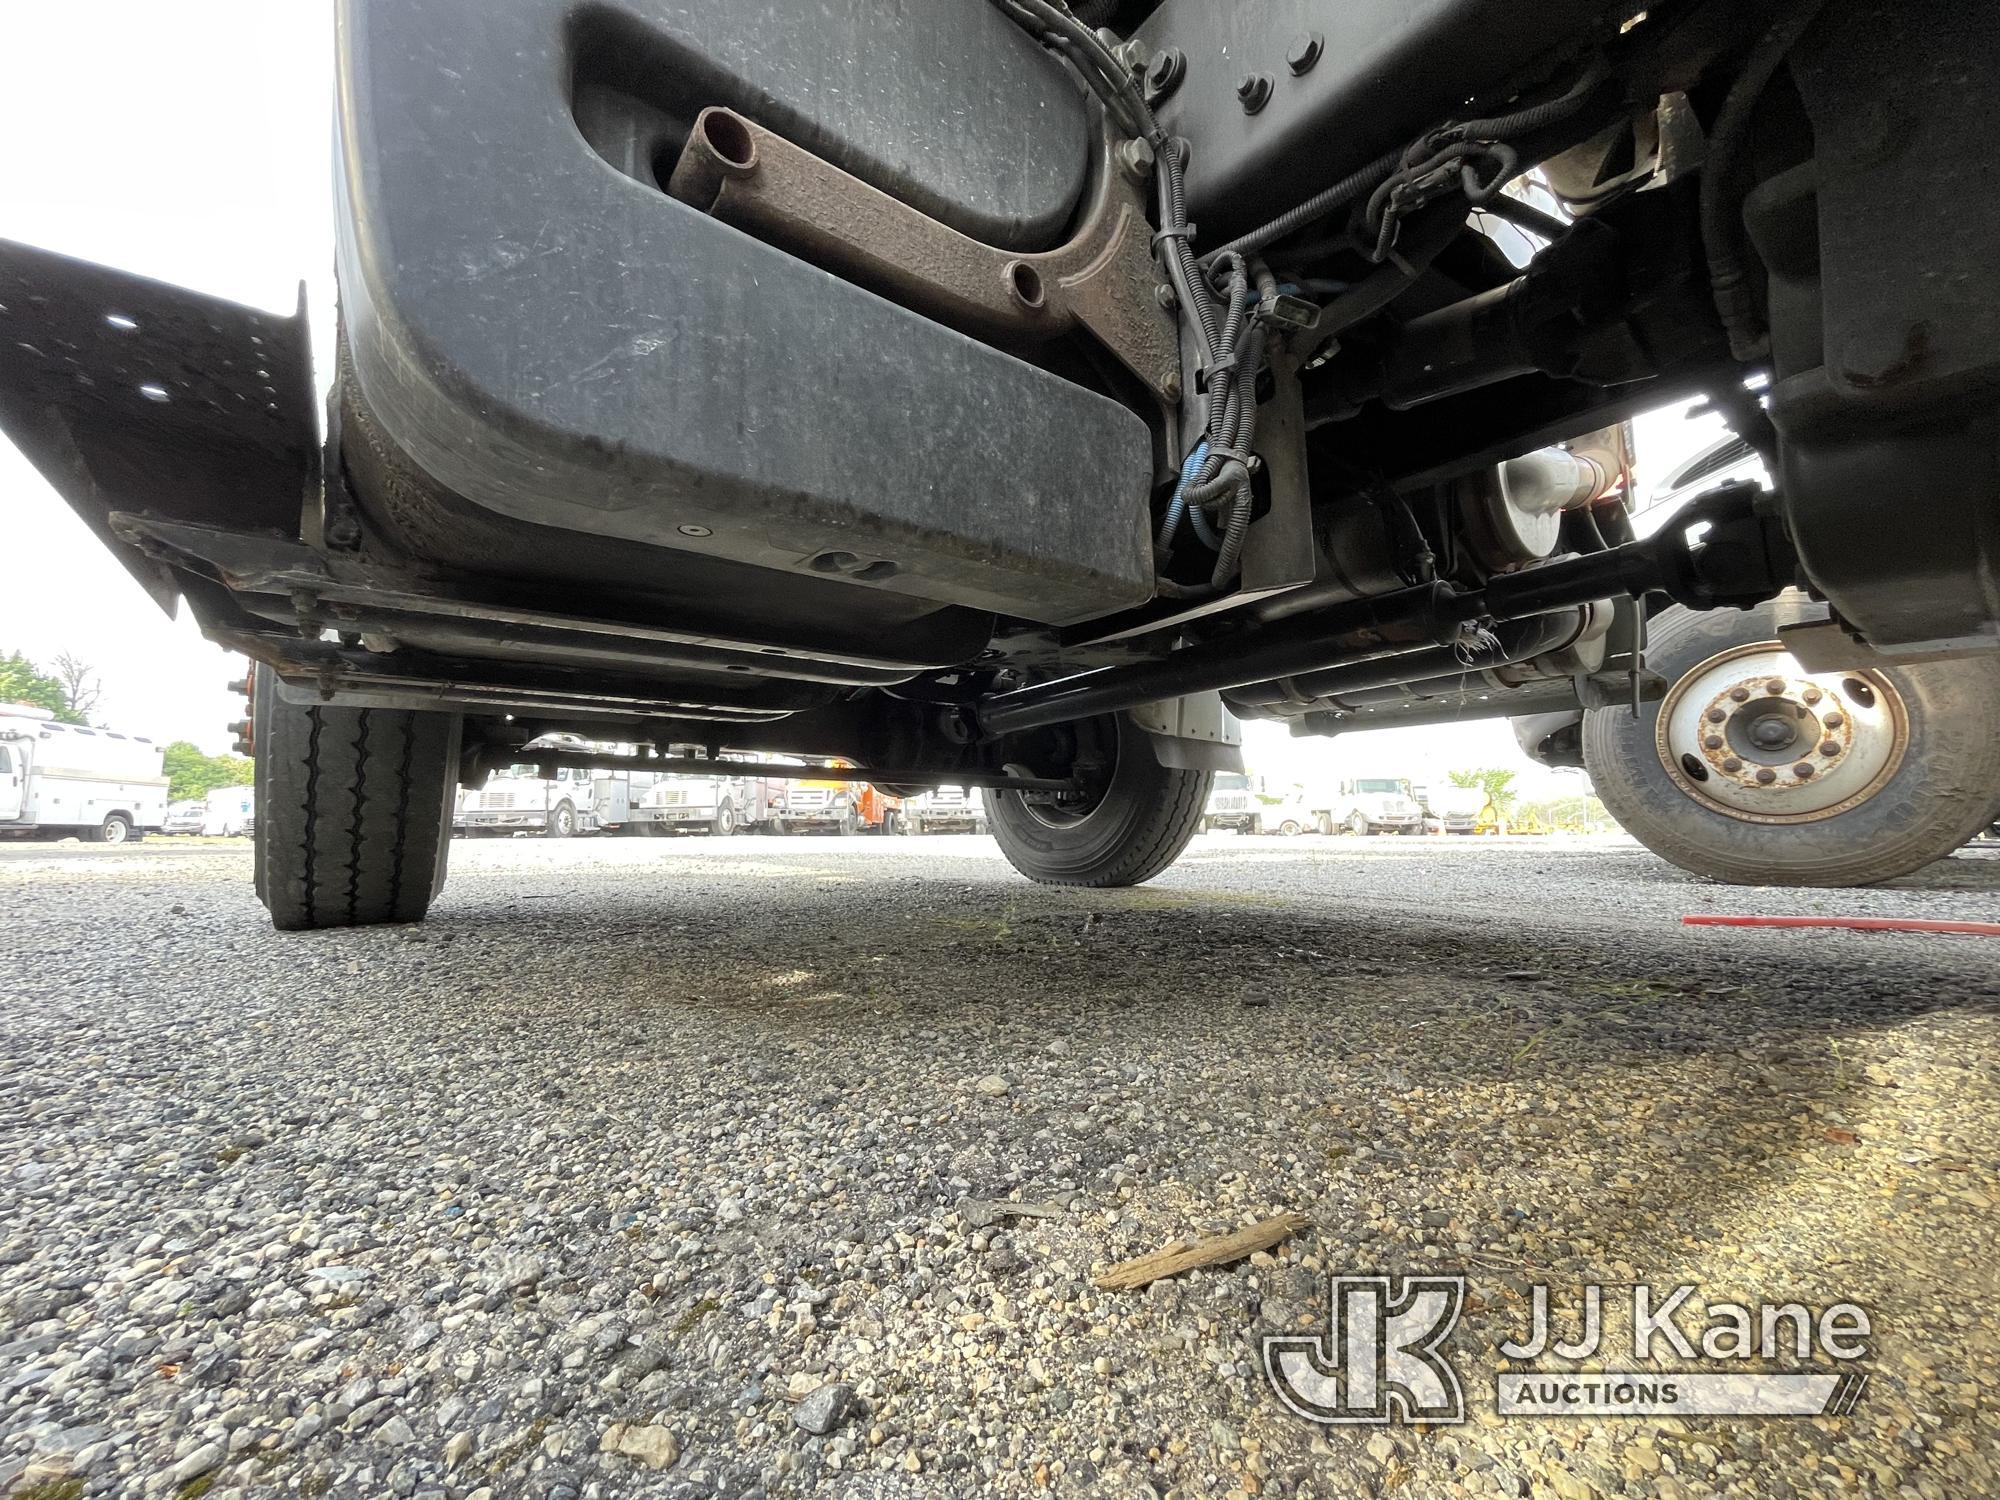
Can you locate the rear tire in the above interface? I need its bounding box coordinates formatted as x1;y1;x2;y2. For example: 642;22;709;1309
252;663;462;930
1584;595;2000;886
988;716;1210;888
90;812;132;845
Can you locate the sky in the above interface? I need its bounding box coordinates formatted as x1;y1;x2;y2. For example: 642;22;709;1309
0;5;1719;781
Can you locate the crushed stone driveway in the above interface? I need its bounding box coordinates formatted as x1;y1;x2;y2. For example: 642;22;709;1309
2;833;1997;1500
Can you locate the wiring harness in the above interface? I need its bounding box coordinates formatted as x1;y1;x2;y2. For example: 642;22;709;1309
992;0;1272;592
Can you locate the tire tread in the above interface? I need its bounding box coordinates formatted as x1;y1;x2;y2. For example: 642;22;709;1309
254;665;459;929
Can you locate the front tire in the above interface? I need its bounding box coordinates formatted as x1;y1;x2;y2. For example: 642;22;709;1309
987;716;1210;888
711;800;736;837
1584;594;2000;886
546;800;577;838
252;663;462;930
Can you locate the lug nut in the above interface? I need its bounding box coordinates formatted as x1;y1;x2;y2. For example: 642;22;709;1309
1722;757;1743;773
1705;708;1726;724
1730;687;1750;702
1703;734;1724;750
1820;739;1841;756
1823;712;1844;729
1802;687;1822;704
1765;678;1786;694
1756;767;1778;784
1793;762;1815;778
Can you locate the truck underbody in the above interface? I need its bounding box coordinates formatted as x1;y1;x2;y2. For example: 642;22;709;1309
4;0;1998;923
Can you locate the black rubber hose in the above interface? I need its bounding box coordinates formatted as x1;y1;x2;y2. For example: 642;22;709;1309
1447;59;1607;144
1700;0;1833;360
1207;58;1606;266
1203;146;1404;265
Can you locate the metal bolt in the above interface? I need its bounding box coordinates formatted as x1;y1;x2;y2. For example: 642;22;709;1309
1755;767;1778;785
1820;739;1841;756
1161;371;1183;402
1236;73;1273;114
1154;283;1178;311
1703;735;1724;750
1823;713;1844;729
1722;757;1743;773
1802;687;1822;704
1705;707;1726;724
676;523;712;538
1765;678;1786;694
1286;31;1324;74
1144;47;1186;104
1116;137;1156;184
1793;762;1815;779
1730;687;1750;702
1110;37;1149;76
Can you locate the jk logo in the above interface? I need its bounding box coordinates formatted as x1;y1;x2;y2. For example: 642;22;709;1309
1262;1275;1467;1425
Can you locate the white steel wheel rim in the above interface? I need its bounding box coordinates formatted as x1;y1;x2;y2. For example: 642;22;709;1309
1655;641;1908;824
102;818;127;844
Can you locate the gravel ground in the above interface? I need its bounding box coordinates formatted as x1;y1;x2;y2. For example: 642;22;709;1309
2;833;1997;1500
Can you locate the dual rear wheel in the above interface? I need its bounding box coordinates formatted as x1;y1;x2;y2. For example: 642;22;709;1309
1585;596;2000;886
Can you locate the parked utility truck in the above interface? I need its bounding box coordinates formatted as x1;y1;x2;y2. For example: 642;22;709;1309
626;767;777;836
908;785;985;835
1202;772;1263;834
1319;777;1424;836
772;771;904;834
202;784;256;836
455;733;613;836
0;706;168;842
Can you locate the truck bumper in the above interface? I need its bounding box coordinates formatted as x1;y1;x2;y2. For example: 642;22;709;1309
456;812;549;831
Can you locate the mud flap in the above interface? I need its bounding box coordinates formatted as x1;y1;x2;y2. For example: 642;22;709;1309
1129;694;1244;774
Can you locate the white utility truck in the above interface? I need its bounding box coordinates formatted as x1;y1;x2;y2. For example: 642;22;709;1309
625;768;777;836
907;784;985;835
1201;771;1263;833
1317;776;1424;836
203;784;256;836
455;733;614;836
0;706;169;842
1431;785;1488;834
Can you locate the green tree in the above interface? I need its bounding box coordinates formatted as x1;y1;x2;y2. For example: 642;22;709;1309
1448;766;1518;813
163;740;255;802
0;649;85;724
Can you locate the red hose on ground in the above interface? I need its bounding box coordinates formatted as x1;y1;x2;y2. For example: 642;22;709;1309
1683;915;2000;936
